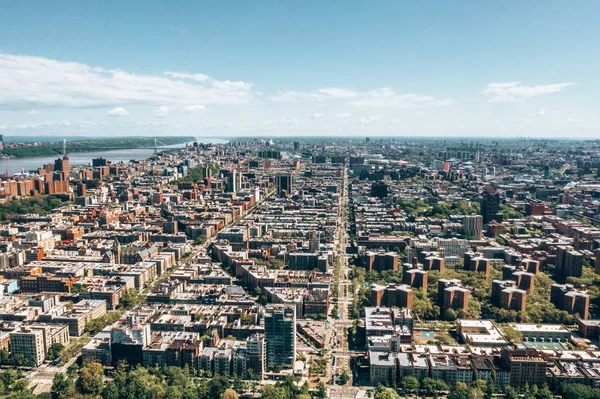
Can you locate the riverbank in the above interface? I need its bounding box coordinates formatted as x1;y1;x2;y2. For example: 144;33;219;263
0;138;228;176
0;136;196;158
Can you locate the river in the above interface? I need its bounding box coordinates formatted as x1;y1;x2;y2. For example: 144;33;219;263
0;138;228;176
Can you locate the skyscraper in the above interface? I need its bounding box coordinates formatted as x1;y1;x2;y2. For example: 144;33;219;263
264;304;296;370
481;187;501;224
276;173;293;197
556;246;583;281
462;215;483;239
54;155;70;181
227;170;241;193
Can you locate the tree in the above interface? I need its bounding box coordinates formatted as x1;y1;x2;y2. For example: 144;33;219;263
401;376;419;394
101;381;120;399
339;369;350;385
262;385;288;399
561;384;597;399
448;383;471;399
422;378;449;394
504;386;519;399
46;343;65;361
438;330;454;345
77;362;104;396
51;373;74;399
502;324;523;344
374;387;400;399
222;388;239;399
13;379;29;392
1;369;18;387
444;308;458;321
119;288;144;309
208;374;230;398
535;385;553;399
314;382;327;399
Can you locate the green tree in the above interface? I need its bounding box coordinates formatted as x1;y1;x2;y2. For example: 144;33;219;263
339;369;350;385
401;376;419;394
77;362;104;396
46;343;65;361
101;381;120;399
374;387;400;399
262;385;288;399
50;373;74;399
562;384;598;399
504;386;519;399
222;388;240;399
209;374;231;398
448;383;471;399
314;382;327;398
119;288;144;309
502;325;523;343
12;379;29;392
535;385;553;399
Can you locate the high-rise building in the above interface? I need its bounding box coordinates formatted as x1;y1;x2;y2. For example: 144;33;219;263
370;284;413;308
550;283;589;319
501;349;547;387
462;215;483;239
370;182;388;199
491;280;527;312
10;327;46;367
276;173;293;197
556;246;583;281
308;230;319;253
481;187;501;224
438;279;470;314
264;304;296;370
54;155;70;181
246;333;266;378
227;170;241;193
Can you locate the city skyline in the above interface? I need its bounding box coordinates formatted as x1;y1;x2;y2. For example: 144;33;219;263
1;1;599;137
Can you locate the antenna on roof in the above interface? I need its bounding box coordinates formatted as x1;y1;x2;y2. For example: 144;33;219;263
63;139;67;157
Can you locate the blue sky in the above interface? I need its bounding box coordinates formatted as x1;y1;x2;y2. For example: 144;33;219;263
0;1;598;138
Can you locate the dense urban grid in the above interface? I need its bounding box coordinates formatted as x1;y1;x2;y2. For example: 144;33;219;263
1;137;600;399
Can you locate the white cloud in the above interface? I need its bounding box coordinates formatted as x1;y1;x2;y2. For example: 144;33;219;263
155;106;169;118
316;88;359;99
270;91;327;102
185;104;206;113
108;107;129;116
272;86;452;108
336;113;351;118
359;116;379;124
311;113;324;119
0;53;254;109
568;117;583;123
350;88;453;108
164;71;210;82
26;109;39;115
533;108;546;117
482;81;575;103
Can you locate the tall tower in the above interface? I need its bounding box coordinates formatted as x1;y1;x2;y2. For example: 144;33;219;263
264;304;296;370
54;141;70;181
276;173;293;197
480;187;501;224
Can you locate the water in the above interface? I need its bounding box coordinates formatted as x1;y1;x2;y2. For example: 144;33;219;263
0;138;228;176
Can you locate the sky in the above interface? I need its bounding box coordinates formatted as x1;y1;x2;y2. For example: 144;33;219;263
0;0;599;138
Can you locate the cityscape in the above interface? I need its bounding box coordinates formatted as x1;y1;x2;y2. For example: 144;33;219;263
1;1;600;399
0;137;599;399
